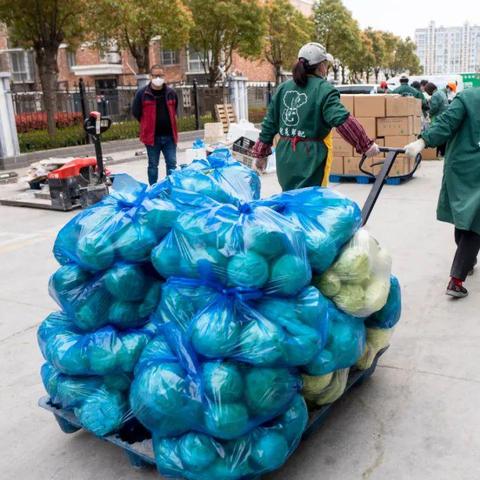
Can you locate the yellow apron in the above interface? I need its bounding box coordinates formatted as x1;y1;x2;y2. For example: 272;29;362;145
321;131;333;187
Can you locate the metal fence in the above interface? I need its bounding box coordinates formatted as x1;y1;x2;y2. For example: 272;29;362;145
11;79;274;134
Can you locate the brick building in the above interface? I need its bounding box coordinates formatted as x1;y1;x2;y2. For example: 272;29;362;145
0;0;313;93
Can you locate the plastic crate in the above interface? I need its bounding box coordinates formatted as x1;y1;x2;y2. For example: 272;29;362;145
232;137;257;169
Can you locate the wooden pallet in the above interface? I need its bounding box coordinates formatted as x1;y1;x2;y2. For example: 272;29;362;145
215;103;236;133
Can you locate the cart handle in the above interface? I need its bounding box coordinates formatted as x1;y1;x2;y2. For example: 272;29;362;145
359;147;422;226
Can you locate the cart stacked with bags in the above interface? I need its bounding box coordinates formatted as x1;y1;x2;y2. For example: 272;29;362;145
38;148;402;479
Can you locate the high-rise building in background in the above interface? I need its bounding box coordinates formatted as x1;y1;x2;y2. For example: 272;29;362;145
415;21;480;75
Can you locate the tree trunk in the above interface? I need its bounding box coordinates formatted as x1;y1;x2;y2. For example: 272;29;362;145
207;64;219;88
374;68;380;82
341;65;346;84
35;48;59;137
275;64;282;86
366;70;370;83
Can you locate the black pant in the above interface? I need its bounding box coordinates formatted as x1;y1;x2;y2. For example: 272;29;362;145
437;143;447;157
451;228;480;280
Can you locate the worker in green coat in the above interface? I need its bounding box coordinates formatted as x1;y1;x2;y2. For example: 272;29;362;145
393;76;428;114
253;42;379;191
425;82;449;120
425;82;449;156
404;87;480;298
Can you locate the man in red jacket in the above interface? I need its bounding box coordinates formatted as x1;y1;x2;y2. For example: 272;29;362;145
132;65;179;184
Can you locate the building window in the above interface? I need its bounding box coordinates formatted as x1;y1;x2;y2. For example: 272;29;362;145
67;50;76;69
9;49;34;83
161;50;179;66
187;49;205;73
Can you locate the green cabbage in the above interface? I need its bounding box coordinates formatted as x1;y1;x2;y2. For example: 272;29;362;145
363;278;390;314
333;284;365;316
314;271;342;298
332;247;370;284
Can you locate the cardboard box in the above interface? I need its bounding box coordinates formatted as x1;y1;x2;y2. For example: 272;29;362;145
389;157;411;176
330;156;344;174
384;135;417;150
333;137;353;157
340;94;354;113
377;117;414;136
354;95;386;118
343;157;361;175
385;96;421;117
413;115;422;135
357;117;376;138
422;147;438;160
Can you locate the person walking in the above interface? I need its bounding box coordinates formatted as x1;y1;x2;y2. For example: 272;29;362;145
132;65;178;184
425;82;449;156
252;42;379;191
404;87;480;298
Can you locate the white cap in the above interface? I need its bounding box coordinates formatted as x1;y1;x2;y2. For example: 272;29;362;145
298;42;333;65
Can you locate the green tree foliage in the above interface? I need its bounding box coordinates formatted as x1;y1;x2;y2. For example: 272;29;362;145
313;0;360;81
389;37;423;76
263;0;314;85
0;0;87;136
187;0;265;87
365;28;386;82
94;0;192;74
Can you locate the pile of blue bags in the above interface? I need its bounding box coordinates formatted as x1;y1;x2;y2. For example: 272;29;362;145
38;149;402;480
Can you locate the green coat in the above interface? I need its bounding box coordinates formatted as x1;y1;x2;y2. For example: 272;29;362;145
259;77;349;191
421;88;480;234
429;88;448;120
393;84;428;112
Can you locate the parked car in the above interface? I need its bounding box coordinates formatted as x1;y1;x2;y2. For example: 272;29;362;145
335;84;381;94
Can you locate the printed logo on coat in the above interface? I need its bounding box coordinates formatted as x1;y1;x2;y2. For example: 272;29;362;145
282;91;308;127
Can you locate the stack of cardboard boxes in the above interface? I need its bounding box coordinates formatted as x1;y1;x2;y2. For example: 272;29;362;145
332;94;433;178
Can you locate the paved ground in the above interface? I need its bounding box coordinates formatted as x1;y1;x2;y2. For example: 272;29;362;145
1;158;479;480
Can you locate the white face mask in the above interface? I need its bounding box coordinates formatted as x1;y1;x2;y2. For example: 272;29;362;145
152;77;165;87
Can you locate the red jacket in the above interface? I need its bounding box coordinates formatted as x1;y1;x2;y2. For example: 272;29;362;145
132;84;178;146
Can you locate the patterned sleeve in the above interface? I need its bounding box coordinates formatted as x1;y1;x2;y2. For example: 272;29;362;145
336;115;374;154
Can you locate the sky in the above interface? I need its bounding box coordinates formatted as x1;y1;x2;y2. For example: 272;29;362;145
341;0;479;38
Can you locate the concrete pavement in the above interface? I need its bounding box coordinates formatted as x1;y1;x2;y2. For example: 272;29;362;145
1;159;479;480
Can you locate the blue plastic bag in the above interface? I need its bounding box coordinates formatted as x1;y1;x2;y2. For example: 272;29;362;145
262;187;362;274
152;394;308;480
365;276;401;329
305;300;366;376
41;363;130;436
157;278;329;368
53;174;175;271
49;262;162;331
129;326;302;440
152;195;311;297
37;311;157;376
183;148;261;202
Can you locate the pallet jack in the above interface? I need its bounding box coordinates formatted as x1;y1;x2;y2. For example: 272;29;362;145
0;112;112;211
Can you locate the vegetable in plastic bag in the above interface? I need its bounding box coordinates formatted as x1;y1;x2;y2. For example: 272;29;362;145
53;174;175;271
151;195;311;296
49;262;162;331
356;327;394;370
365;276;401;329
38;311;155;376
152;394;308;480
41;363;130;436
158;278;329;367
129;329;302;439
183;148;261;202
317;229;392;317
260;187;362;274
305;300;366;376
302;368;350;406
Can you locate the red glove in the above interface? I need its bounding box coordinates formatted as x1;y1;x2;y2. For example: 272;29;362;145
252;140;272;158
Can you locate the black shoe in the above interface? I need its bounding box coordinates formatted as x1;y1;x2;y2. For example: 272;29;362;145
446;280;468;298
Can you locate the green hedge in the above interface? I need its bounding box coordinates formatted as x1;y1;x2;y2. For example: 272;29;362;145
18;115;214;153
